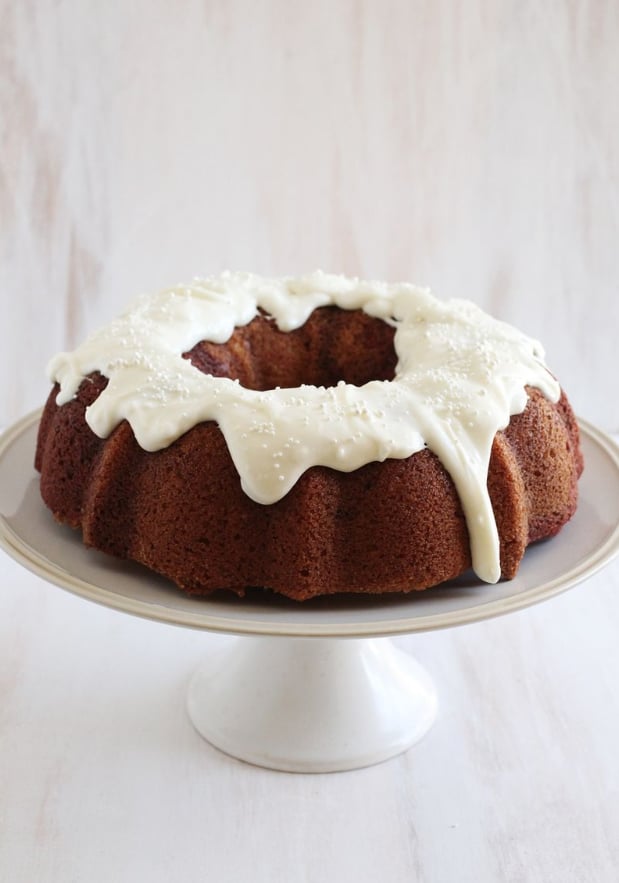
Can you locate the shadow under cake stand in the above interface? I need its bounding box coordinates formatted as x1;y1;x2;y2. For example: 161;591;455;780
2;412;619;773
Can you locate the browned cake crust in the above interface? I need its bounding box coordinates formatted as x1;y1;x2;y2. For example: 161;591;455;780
35;308;583;601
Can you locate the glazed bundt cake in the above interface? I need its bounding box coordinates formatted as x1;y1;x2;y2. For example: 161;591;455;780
35;271;583;601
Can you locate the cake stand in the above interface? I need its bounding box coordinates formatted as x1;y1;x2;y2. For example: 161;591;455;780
2;413;619;772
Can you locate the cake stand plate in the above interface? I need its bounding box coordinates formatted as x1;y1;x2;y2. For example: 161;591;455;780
2;413;619;772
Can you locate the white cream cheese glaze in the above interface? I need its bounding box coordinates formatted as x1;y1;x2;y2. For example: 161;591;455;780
48;270;560;584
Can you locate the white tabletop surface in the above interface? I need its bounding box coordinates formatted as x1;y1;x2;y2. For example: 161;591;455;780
3;2;619;879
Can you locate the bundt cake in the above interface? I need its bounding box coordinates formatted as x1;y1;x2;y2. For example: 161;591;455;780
35;271;583;601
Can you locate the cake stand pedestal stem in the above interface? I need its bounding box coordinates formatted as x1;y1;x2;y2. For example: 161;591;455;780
186;635;438;773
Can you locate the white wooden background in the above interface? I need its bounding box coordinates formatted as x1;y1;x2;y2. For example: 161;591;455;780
2;2;619;881
1;1;618;429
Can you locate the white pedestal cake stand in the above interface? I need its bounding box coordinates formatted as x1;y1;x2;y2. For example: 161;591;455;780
2;413;619;773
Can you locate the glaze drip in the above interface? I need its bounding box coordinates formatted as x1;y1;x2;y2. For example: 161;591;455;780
48;270;560;584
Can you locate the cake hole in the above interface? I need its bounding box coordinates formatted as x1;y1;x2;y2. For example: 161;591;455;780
183;307;397;391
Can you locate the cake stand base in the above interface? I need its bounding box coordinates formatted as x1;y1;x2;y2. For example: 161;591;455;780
186;635;438;773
